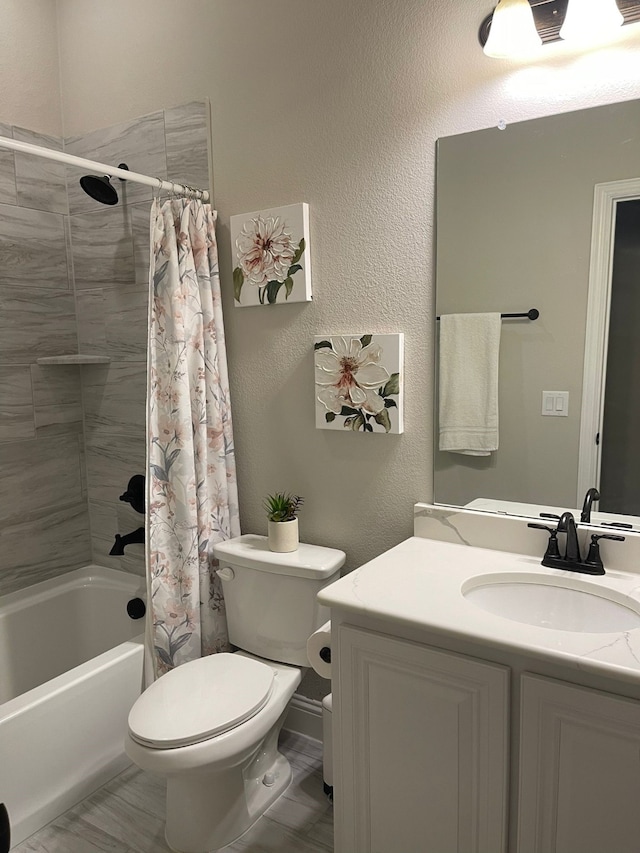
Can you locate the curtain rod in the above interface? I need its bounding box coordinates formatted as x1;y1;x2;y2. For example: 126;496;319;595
436;308;540;321
0;134;209;201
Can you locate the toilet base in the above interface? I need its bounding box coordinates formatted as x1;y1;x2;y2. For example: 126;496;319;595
164;712;292;853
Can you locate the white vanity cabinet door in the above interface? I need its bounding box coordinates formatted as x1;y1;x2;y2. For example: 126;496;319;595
517;673;640;853
334;625;509;853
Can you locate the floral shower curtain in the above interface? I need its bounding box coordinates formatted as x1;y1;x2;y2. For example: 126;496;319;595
147;198;239;678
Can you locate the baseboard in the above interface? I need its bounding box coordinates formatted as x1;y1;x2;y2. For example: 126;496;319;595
283;693;323;742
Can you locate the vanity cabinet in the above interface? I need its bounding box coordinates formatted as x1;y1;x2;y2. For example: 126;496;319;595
334;625;509;853
334;627;640;853
517;673;640;853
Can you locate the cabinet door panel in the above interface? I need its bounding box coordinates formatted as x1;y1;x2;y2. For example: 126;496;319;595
335;625;509;853
518;673;640;853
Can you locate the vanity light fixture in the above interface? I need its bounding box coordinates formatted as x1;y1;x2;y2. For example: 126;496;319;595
483;0;542;57
559;0;623;43
480;0;640;57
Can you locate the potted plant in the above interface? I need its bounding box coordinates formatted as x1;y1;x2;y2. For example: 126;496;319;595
264;492;304;553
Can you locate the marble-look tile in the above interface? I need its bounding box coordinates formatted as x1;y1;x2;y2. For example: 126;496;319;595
69;205;136;290
220;816;331;853
67;783;169;853
281;731;324;762
164;101;211;193
104;287;148;361
76;289;108;354
79;430;88;499
263;750;331;837
0;501;91;596
0;365;34;441
85;433;146;506
31;363;83;434
0;434;84;522
0;120;16;206
13;126;67;215
305;808;334;850
119;550;146;577
66;112;167;215
117;499;146;568
83;362;146;436
12;733;332;853
131;201;152;287
0;202;70;289
12;813;122;853
101;764;166;820
76;284;148;362
87;493;146;573
88;497;121;570
64;213;75;282
0;288;76;363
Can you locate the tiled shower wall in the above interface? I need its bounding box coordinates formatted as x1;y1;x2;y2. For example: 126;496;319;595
69;100;211;575
0;122;90;595
0;102;211;595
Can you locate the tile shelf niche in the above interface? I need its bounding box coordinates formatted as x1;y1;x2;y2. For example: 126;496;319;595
35;355;111;365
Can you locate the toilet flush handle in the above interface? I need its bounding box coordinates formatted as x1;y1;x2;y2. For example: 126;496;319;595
216;566;235;581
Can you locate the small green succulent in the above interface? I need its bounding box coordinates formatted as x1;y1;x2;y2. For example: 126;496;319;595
263;492;304;522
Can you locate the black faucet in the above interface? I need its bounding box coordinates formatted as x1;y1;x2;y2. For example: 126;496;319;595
528;511;624;575
109;526;145;556
557;512;581;562
580;487;600;523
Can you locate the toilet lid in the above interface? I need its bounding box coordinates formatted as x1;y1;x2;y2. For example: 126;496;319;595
128;653;275;748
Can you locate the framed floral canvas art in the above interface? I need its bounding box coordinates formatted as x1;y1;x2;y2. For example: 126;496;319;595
314;334;404;434
230;203;312;307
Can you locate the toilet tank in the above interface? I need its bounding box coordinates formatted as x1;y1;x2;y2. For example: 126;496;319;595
212;534;345;666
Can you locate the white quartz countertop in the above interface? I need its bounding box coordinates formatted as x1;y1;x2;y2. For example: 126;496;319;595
318;536;640;685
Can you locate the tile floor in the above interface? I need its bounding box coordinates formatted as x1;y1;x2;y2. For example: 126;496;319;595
13;731;333;853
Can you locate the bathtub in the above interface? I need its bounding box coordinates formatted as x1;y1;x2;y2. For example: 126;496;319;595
0;565;146;848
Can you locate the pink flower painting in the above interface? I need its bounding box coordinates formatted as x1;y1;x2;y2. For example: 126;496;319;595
230;203;312;306
314;334;404;434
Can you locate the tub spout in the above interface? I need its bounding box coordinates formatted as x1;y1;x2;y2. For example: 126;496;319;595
109;527;145;556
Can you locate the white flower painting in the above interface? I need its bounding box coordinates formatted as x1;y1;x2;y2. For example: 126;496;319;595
314;334;404;434
230;203;312;307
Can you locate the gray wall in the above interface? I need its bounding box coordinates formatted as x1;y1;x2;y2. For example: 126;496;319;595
54;0;640;578
2;0;640;693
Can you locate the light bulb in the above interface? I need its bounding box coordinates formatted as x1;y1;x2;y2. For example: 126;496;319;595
560;0;624;44
483;0;543;59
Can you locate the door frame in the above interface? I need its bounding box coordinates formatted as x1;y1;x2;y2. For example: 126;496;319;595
577;178;640;506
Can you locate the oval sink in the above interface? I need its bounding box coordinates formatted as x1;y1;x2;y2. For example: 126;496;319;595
463;574;640;633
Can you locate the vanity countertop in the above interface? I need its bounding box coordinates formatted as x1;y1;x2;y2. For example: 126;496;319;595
318;536;640;685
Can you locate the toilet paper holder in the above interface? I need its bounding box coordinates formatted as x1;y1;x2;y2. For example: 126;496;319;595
319;647;331;664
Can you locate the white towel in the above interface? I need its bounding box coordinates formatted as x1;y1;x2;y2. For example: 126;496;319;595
438;312;501;456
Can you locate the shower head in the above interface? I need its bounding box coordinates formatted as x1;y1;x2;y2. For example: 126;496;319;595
79;162;129;205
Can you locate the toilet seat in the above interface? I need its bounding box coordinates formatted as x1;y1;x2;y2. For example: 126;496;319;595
128;653;275;749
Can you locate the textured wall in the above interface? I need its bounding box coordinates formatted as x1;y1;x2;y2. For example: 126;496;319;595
55;0;640;578
0;0;62;136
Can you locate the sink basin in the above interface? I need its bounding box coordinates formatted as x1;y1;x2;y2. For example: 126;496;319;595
463;574;640;633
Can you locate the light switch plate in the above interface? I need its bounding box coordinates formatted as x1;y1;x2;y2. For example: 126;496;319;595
542;391;569;417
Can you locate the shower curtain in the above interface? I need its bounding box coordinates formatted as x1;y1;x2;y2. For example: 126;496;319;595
146;198;239;678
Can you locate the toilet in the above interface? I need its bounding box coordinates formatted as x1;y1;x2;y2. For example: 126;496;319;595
125;534;345;853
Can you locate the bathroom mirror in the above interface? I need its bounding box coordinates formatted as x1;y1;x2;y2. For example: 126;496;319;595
434;98;640;528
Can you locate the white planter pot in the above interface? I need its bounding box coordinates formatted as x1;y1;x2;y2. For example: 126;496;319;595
268;518;299;553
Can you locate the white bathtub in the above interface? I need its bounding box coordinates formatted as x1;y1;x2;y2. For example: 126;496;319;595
0;565;146;848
